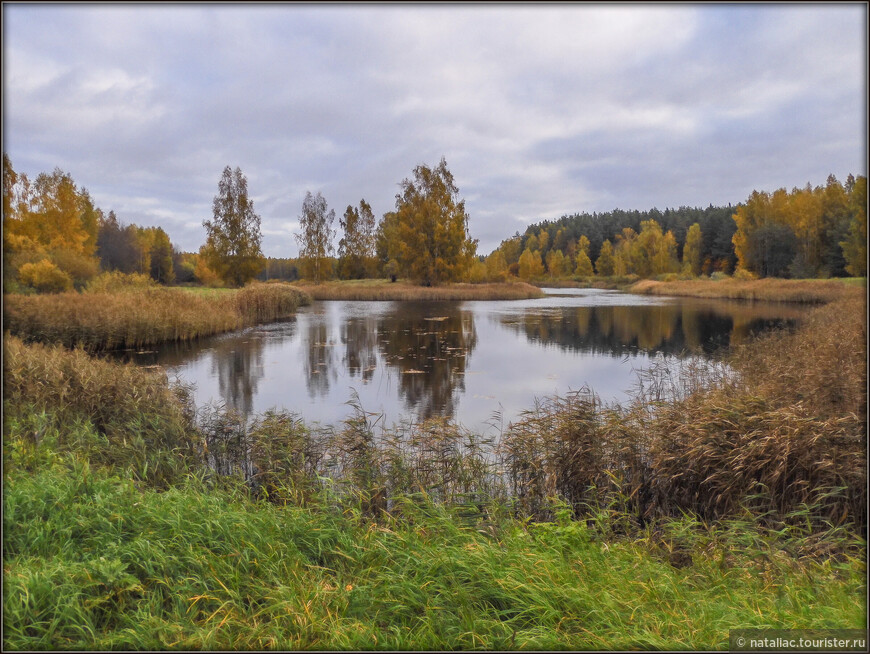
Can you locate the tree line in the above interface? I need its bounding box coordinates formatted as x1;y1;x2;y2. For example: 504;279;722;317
491;173;865;281
3;154;196;293
4;150;866;294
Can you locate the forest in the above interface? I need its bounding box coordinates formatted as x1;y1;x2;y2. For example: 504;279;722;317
4;151;865;294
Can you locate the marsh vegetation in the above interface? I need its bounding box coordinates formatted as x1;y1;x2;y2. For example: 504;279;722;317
3;290;865;649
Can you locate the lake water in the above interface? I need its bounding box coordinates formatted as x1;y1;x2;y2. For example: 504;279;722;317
124;289;807;432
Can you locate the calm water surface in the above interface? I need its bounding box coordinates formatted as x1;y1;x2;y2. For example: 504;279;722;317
126;289;807;432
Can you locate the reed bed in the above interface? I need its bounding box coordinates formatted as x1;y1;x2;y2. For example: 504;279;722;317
498;295;866;530
3;282;310;350
4;335;198;487
294;280;544;301
5;293;865;532
629;277;864;304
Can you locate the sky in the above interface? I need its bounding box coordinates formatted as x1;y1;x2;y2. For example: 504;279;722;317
2;3;867;258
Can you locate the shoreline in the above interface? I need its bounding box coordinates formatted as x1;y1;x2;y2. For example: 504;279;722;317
291;280;545;301
627;277;865;304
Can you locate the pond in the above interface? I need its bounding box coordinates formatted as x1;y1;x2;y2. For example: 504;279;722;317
122;289;808;432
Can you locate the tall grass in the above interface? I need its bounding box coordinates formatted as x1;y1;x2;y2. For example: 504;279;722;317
295;280;544;301
498;296;866;530
4;335;198;487
3;282;311;350
3;463;864;651
630;277;865;303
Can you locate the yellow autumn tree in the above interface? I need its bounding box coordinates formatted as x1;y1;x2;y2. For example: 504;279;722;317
682;222;703;276
574;235;593;276
841;175;867;276
594;239;615;276
518;247;544;279
393;158;477;285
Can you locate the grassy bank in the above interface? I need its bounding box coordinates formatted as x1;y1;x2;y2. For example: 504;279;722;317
3;460;863;651
629;277;865;303
3;292;865;649
3;282;311;350
293;279;544;301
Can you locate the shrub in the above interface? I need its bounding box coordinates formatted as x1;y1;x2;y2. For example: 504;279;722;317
656;272;679;282
732;267;759;281
50;248;100;289
18;259;73;293
85;271;156;293
710;271;730;281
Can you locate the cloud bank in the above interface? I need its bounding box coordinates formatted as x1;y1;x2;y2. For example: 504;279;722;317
3;4;866;256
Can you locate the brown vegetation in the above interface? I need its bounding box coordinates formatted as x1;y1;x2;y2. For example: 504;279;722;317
5;286;863;534
294;280;544;301
3;335;198;486
500;295;865;529
3;282;311;350
629;277;864;303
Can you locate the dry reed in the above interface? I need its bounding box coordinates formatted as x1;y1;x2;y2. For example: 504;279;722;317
4;335;198;486
629;278;864;304
295;280;544;301
3;282;310;350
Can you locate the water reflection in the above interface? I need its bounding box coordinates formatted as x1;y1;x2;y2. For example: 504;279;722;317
341;315;379;383
209;335;265;416
125;291;810;429
377;304;477;419
499;301;801;357
304;321;338;398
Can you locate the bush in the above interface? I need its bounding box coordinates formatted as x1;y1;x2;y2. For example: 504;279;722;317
732;267;758;281
50;249;100;289
18;259;73;293
710;271;730;281
656;273;679;282
85;271;156;293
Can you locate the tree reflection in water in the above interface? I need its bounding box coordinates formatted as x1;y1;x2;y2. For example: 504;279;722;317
377;304;477;420
304;321;338;398
341;315;379;383
502;301;802;357
209;335;265;417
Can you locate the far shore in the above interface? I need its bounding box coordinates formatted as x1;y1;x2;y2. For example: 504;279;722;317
291;279;545;301
628;277;865;304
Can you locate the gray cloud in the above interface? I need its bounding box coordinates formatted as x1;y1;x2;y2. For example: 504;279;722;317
3;4;866;257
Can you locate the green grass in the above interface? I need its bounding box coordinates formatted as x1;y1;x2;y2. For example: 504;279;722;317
3;458;864;651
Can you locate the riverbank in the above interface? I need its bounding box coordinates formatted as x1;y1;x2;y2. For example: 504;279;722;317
3;292;865;649
292;279;544;301
628;277;865;304
3;282;311;350
4;461;862;650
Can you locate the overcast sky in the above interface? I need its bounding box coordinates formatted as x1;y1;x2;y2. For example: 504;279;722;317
3;3;867;257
